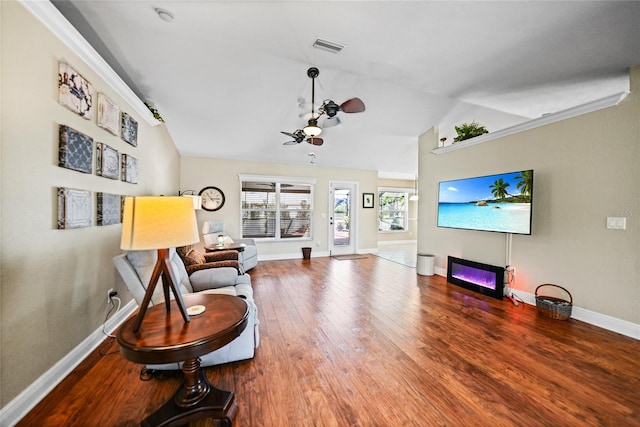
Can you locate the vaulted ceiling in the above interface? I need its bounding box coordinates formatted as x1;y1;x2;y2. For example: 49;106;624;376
52;1;640;178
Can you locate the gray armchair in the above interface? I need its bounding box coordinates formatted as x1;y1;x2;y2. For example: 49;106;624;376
113;248;259;369
202;220;258;271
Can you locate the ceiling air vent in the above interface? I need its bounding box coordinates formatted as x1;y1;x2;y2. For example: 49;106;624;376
312;38;345;53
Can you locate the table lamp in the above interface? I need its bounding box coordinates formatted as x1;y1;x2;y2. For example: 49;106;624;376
120;196;200;332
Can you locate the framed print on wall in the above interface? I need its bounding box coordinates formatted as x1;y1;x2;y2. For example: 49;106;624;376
96;142;119;180
57;187;92;229
58;61;94;119
59;125;93;174
121;154;138;184
363;193;374;209
97;93;120;136
97;192;121;226
121;112;138;146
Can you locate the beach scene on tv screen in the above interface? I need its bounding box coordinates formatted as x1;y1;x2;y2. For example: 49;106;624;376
438;170;533;234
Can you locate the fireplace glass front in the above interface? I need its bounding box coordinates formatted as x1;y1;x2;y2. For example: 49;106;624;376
447;256;505;300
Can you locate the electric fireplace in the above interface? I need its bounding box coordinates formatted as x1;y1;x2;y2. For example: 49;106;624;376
447;256;505;300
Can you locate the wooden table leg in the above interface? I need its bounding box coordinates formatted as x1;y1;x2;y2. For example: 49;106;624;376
142;358;238;426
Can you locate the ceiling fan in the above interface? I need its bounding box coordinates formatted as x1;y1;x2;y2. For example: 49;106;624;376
281;129;324;146
281;67;365;146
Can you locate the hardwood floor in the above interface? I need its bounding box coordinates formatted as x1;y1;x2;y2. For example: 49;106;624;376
19;256;640;426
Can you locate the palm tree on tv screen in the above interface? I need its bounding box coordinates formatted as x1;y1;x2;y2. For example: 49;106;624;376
515;170;533;197
489;178;510;200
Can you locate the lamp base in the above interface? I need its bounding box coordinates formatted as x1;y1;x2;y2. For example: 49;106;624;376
133;248;190;332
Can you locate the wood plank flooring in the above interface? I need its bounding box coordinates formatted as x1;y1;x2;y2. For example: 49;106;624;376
18;256;640;426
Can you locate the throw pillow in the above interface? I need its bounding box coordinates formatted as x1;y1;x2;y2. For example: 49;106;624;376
183;249;206;266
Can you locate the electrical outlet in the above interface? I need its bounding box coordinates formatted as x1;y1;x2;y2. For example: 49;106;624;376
107;288;114;303
506;266;516;285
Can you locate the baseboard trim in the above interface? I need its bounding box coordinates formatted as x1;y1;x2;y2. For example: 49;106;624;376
258;248;379;261
0;301;137;426
377;240;417;246
430;272;639;341
509;289;640;340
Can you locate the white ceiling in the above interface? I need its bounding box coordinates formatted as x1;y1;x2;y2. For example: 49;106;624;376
52;1;640;178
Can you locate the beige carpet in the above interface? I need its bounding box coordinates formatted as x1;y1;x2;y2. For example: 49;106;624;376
332;254;369;260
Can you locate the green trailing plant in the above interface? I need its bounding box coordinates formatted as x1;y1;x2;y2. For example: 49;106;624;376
453;121;488;142
144;101;165;122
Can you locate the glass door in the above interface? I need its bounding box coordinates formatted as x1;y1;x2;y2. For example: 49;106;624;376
329;182;357;255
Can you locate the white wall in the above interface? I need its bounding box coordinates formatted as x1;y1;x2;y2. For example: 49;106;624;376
418;67;640;325
0;2;180;406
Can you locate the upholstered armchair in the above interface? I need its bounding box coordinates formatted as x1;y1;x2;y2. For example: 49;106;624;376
202;220;258;271
113;248;259;369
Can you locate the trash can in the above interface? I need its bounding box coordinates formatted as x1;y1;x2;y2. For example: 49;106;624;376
416;254;435;276
302;247;312;260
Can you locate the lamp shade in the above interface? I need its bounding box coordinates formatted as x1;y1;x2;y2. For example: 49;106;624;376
121;196;199;250
182;194;203;210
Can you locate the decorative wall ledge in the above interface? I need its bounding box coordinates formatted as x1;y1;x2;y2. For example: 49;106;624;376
20;0;159;126
431;91;629;154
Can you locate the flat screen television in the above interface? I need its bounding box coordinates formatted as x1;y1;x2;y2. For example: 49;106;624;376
437;170;533;235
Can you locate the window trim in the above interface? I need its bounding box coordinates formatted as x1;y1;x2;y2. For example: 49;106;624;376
378;187;410;233
239;174;316;241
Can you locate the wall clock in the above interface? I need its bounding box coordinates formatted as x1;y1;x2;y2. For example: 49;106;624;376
199;186;225;211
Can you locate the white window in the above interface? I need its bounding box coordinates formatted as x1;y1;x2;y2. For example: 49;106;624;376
378;189;408;232
240;175;315;240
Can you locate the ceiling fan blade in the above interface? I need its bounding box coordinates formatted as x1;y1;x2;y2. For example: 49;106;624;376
322;116;341;128
307;137;324;146
283;140;299;146
281;129;305;143
340;97;365;113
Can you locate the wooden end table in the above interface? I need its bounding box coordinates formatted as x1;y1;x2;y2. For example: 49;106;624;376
117;294;248;426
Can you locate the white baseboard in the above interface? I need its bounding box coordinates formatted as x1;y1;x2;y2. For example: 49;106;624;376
508;289;640;340
431;272;639;341
358;247;378;255
257;247;382;262
377;240;417;246
258;250;330;261
0;301;137;426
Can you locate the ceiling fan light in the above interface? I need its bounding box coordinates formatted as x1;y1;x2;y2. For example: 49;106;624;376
303;125;322;137
303;119;322;136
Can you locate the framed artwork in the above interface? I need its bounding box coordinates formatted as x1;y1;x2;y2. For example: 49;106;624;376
120;195;128;222
363;193;374;209
97;93;120;136
121;112;138;146
58;62;94;119
121;154;138;184
96;142;119;180
57;187;92;229
97;192;121;226
59;125;93;174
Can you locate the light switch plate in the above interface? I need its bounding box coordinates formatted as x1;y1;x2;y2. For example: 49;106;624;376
606;217;626;230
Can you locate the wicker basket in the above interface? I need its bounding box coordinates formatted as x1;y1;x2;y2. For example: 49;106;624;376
535;284;573;320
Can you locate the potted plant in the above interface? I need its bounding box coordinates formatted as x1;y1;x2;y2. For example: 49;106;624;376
453;121;488;142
